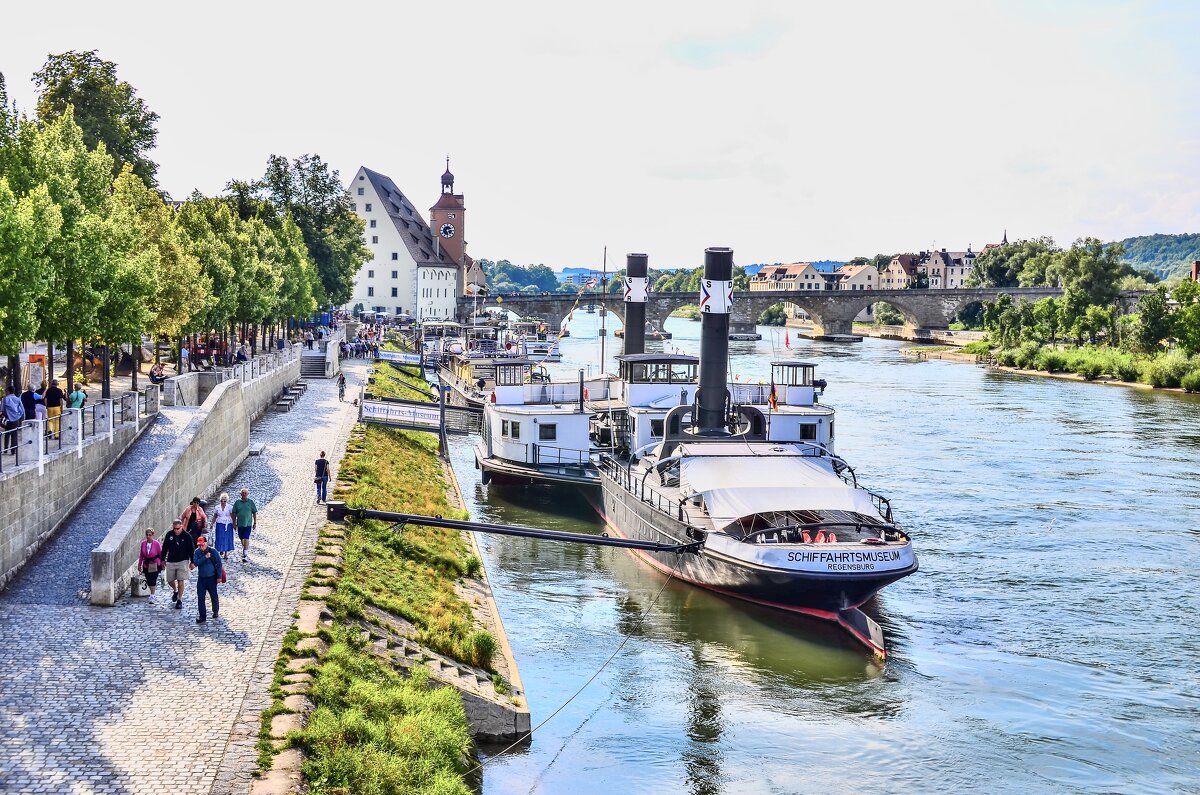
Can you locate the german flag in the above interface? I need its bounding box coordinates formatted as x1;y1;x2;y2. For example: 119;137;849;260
768;380;778;411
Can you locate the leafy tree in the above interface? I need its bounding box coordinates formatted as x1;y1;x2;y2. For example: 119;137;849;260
758;303;787;326
176;195;236;334
0;180;60;358
1132;286;1173;353
1048;238;1126;307
1057;287;1089;344
257;154;368;306
968;237;1056;287
873;303;904;326
1172;280;1200;355
1116;233;1200;280
1032;297;1059;343
111;167;207;341
33;50;160;186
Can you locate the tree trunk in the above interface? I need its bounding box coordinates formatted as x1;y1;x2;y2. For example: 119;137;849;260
101;345;111;400
65;340;75;393
6;355;19;394
46;342;55;390
130;341;138;391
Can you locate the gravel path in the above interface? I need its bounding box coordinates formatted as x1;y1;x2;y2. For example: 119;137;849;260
1;407;196;605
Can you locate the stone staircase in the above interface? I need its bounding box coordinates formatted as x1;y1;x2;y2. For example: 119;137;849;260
300;355;326;379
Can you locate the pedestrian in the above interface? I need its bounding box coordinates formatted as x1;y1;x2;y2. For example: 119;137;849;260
211;492;235;560
181;497;207;543
2;386;23;455
181;344;190;372
161;519;194;609
32;383;47;423
138;528;164;603
305;330;315;350
232;487;257;563
43;379;65;440
315;451;330;504
336;372;346;402
20;384;37;421
68;383;87;410
191;535;224;624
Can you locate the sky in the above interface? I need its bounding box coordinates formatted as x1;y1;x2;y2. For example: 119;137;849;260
2;0;1198;270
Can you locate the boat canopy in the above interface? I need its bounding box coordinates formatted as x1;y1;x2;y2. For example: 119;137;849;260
677;446;884;529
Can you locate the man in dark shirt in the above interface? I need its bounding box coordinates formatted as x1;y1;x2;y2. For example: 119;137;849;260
43;379;65;439
161;520;195;609
20;385;37;421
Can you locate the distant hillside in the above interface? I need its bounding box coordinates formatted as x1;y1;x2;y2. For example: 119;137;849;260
1116;233;1200;280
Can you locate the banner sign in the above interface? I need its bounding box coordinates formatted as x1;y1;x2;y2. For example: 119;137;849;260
699;279;734;314
361;400;441;431
623;276;649;303
376;350;423;365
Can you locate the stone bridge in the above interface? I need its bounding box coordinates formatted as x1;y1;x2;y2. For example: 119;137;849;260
459;287;1109;337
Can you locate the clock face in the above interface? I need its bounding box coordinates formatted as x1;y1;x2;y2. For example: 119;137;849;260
439;223;455;238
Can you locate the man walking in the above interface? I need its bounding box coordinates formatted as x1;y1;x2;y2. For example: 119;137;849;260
161;520;194;609
232;488;257;563
43;379;65;440
191;535;224;624
2;387;23;455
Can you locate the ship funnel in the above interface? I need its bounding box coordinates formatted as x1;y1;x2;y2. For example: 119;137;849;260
696;246;733;435
623;253;649;355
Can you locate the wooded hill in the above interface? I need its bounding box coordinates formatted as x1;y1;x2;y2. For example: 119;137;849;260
1115;233;1200;280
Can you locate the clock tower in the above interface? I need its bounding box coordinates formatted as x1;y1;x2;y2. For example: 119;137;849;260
429;157;481;294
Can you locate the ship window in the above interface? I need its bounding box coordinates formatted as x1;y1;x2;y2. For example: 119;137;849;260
511;422;520;440
669;364;695;382
800;424;817;441
501;420;509;436
539;424;556;441
650;419;664;438
829;420;834;439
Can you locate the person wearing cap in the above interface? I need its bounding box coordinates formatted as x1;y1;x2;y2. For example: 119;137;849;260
190;535;224;624
138;528;164;603
161;520;195;609
181;497;207;543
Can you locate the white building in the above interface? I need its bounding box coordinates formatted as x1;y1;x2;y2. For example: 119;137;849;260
345;165;464;320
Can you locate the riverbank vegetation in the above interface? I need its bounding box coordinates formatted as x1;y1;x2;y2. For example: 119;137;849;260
974;279;1200;391
757;303;788;326
671;304;701;320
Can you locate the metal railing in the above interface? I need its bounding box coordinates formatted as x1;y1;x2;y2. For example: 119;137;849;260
597;454;695;525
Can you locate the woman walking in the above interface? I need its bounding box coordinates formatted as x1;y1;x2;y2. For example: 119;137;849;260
138;528;163;604
315;451;330;504
211;493;235;560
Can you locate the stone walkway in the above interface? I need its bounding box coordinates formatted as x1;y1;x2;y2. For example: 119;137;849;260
0;361;366;795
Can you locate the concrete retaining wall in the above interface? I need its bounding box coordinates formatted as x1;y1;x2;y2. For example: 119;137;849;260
162;372;201;406
0;396;156;592
88;347;300;605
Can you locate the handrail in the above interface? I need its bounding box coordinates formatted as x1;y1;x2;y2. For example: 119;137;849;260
740;522;895;542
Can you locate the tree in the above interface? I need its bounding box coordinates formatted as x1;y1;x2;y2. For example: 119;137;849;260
1046;238;1125;307
256;154;369;306
968;237;1056;287
1172;280;1200;355
1032;297;1059;343
0;180;59;360
1133;286;1173;353
33;50;160;186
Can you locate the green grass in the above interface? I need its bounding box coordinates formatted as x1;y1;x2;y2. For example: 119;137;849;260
296;629;473;795
334;425;497;669
959;340;993;355
368;362;436;402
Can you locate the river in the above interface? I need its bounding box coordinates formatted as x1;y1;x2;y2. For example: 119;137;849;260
446;312;1200;794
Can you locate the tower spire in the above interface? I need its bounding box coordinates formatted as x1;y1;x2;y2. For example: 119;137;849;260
1002;228;1008;245
441;155;454;193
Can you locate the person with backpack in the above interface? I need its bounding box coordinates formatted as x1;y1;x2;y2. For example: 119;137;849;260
181;497;207;543
190;535;224;624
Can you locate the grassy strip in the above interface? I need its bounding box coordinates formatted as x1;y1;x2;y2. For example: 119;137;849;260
368;361;437;402
974;341;1200;390
331;425;494;667
298;628;473;795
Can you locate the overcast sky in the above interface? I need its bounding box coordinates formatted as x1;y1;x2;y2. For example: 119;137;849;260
2;0;1197;269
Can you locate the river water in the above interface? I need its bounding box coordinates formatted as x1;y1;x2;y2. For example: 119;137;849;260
448;313;1200;794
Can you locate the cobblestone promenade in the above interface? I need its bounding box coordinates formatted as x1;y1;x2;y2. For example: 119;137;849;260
0;362;365;795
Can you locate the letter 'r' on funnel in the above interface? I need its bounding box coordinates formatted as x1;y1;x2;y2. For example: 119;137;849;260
697;246;733;434
623;253;649;355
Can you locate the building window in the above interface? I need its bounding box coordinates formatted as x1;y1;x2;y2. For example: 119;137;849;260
396;306;403;315
392;252;399;260
391;287;398;297
539;424;557;441
365;203;372;212
370;219;377;228
367;287;374;296
800;424;817;441
357;188;364;195
372;236;379;244
367;270;374;278
351;203;356;211
392;270;398;279
510;422;520;440
501;420;509;436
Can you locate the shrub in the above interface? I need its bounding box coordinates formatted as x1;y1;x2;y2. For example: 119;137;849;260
1182;369;1200;393
1012;341;1042;370
960;340;992;356
1140;354;1194;388
1034;348;1069;373
1104;352;1141;382
462;554;482;578
1076;359;1104;380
